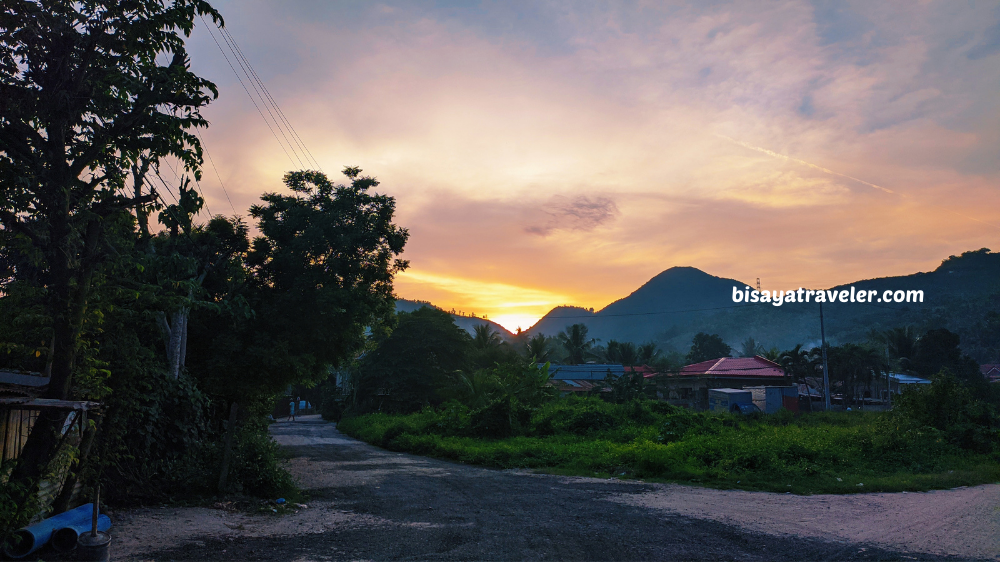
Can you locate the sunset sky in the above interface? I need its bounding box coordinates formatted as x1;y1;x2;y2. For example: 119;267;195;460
182;1;1000;332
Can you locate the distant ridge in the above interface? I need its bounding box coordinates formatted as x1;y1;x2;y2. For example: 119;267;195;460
395;298;515;339
397;249;1000;362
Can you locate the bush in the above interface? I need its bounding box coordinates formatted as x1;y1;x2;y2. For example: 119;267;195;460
337;396;1000;494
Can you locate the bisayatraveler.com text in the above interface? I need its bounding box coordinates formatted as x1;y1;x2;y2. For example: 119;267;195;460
733;286;924;306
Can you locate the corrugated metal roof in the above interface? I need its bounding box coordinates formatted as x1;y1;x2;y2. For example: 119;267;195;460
678;356;785;378
544;364;625;380
0;371;49;388
888;373;931;385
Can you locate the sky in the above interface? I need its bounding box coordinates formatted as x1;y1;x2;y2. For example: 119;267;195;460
181;0;1000;332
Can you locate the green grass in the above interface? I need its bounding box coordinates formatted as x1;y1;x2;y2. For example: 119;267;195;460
337;397;1000;495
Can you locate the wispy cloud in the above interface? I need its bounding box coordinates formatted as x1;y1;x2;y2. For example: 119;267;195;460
183;0;1000;328
525;195;619;236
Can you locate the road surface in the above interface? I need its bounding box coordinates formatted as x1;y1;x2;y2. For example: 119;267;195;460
114;415;1000;561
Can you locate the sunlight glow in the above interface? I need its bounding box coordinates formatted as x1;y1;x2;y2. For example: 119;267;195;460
395;269;573;332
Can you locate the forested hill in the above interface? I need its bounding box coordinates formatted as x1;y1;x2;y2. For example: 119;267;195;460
527;267;746;343
395;299;515;339
524;248;1000;362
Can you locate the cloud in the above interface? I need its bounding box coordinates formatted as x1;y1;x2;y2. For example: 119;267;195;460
525;195;620;236
179;0;1000;327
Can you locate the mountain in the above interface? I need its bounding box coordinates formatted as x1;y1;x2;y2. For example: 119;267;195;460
395;299;515;340
527;267;746;343
526;249;1000;362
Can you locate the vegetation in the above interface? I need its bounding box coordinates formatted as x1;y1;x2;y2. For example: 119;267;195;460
686;332;732;364
0;0;408;536
340;375;1000;494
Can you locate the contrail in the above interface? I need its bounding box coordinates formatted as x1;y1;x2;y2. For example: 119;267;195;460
717;133;1000;231
715;134;895;194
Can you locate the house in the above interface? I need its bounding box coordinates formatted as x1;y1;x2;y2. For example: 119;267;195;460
981;364;1000;384
649;356;789;410
544;364;625;395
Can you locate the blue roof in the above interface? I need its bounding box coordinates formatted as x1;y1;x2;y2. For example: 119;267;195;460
543;364;625;380
889;373;931;385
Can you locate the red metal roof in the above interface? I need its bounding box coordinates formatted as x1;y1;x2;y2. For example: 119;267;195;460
980;364;999;376
678;356;786;378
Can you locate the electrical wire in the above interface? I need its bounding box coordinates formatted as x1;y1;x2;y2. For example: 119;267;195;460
200;15;300;169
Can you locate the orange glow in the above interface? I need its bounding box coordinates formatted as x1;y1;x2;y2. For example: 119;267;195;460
395;270;574;332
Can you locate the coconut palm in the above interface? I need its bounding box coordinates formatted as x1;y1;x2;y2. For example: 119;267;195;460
739;337;765;358
524;333;552;362
557;323;596;365
472;324;503;350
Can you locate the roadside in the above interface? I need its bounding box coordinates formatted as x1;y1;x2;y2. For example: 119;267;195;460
111;415;999;561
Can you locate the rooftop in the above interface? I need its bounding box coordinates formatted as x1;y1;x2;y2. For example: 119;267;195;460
677;356;786;378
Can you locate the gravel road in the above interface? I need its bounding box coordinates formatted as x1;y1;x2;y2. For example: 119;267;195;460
112;416;1000;561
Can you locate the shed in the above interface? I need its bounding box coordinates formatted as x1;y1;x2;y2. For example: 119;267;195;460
708;388;752;412
744;386;799;413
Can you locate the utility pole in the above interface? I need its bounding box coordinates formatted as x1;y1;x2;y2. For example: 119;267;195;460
820;302;831;410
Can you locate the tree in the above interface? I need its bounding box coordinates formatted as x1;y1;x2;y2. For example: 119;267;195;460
869;326;918;372
557;323;595;365
354;307;470;413
685;333;731;364
637;342;659;365
911;328;983;390
739;337;765;358
191;169;409;402
779;344;812;410
524;333;552;363
472;324;502;350
1;0;221;504
825;343;885;407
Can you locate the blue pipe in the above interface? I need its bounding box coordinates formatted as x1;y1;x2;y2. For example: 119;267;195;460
2;503;94;559
50;514;112;552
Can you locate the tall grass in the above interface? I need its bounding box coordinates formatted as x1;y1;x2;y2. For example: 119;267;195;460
338;397;1000;494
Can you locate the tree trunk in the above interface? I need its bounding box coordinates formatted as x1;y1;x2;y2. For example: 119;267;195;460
158;307;190;379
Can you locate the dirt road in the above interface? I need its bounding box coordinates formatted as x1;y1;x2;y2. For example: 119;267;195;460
114;416;1000;561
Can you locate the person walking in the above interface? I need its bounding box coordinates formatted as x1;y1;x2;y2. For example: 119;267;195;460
287;396;297;422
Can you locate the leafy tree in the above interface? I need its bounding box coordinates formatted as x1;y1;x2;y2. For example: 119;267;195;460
911;328;982;390
0;0;222;506
557;323;595;365
685;333;731;364
187;169;409;406
354;307;470;413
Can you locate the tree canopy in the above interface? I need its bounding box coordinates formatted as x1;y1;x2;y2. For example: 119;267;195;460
685;332;731;364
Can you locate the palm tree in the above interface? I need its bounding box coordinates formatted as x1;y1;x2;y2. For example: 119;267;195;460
637;342;659;365
869;326;918;372
761;346;782;363
779;344;812;411
472;324;502;350
524;333;551;362
740;337;765;358
557;323;595;365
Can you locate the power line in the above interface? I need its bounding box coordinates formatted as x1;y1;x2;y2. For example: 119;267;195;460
215;24;306;170
217;26;314;171
200;15;300;169
541;299;923;321
219;26;323;171
193;128;238;214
